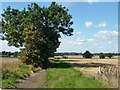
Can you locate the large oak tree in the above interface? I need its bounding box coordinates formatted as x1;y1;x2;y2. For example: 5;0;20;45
1;2;74;67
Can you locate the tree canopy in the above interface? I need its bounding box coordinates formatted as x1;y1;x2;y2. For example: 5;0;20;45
82;51;93;59
99;53;105;59
1;2;74;67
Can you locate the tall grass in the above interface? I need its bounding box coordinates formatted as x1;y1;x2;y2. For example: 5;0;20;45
2;59;21;69
1;57;41;88
1;58;30;88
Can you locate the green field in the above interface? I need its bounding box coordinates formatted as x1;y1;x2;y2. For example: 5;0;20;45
44;59;107;88
1;58;108;88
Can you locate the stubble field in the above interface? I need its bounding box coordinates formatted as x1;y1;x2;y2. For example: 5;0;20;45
54;55;119;88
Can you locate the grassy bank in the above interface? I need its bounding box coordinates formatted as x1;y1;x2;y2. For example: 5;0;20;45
2;64;31;88
1;57;40;88
44;59;108;88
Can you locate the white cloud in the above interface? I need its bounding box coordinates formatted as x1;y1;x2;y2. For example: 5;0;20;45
68;37;95;45
87;39;95;42
95;21;107;28
77;32;82;34
94;30;118;39
85;21;107;28
59;37;95;46
108;41;112;44
0;40;20;52
57;36;117;53
87;0;100;4
85;21;93;28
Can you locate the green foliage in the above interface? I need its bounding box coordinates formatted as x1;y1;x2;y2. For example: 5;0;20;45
106;53;113;58
32;66;41;72
0;51;19;57
82;51;93;59
99;53;105;59
45;59;107;88
62;55;68;59
14;52;19;57
1;2;73;67
2;64;31;88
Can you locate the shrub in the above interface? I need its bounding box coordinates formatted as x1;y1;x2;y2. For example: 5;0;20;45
62;56;68;59
82;51;93;59
106;53;113;58
32;67;41;72
99;53;105;59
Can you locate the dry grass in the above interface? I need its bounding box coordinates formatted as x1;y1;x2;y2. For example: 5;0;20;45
57;55;119;88
0;57;22;72
2;59;21;68
54;55;119;59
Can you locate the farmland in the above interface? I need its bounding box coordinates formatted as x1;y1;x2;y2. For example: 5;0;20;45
55;55;119;88
0;1;119;89
1;55;118;88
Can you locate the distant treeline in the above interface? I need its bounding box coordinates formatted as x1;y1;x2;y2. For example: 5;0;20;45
0;51;19;57
0;51;119;58
54;52;119;56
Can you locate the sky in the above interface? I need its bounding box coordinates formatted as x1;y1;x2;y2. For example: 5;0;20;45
0;0;119;53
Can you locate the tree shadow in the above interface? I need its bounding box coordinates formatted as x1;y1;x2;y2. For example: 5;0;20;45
61;60;80;62
43;59;115;69
70;63;114;68
49;59;115;68
47;59;72;69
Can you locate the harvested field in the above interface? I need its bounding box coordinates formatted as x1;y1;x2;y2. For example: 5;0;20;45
58;55;119;88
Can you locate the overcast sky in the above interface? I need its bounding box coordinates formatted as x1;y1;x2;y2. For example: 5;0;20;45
0;0;119;53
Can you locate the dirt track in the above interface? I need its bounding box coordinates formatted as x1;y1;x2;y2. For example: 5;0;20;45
15;69;46;88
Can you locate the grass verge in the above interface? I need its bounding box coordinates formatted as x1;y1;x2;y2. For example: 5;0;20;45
44;59;108;88
2;64;31;88
1;57;41;88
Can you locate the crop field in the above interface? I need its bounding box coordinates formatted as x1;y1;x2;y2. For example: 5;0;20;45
0;55;119;88
55;55;119;88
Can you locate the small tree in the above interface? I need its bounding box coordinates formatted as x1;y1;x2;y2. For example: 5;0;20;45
99;53;105;59
8;52;11;57
82;51;93;59
2;51;5;57
106;53;113;58
62;55;68;59
14;52;18;57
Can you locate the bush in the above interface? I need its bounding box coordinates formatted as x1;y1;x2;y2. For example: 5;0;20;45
99;53;105;59
82;51;93;59
62;56;68;59
32;67;41;72
106;53;113;58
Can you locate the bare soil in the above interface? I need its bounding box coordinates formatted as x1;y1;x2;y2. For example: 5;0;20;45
15;69;46;88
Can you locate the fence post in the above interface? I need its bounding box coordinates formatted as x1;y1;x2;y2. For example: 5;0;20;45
99;66;101;74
